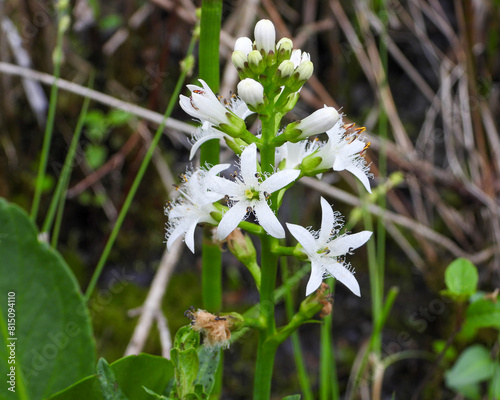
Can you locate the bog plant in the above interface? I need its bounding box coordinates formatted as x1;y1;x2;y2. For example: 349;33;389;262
164;19;373;399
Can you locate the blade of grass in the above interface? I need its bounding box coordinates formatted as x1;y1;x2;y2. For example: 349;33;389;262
84;29;198;302
42;76;93;238
30;0;70;222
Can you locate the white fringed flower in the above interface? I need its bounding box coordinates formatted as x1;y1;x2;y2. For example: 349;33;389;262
208;143;300;240
165;164;229;253
316;117;372;193
286;197;372;296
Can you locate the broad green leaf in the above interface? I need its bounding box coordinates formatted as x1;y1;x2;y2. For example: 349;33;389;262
48;354;174;400
194;347;220;395
464;298;500;331
444;258;478;297
282;395;301;400
0;198;95;400
96;359;129;400
445;345;494;388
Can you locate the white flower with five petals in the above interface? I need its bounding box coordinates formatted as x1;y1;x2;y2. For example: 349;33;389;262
165;164;230;253
208;143;300;240
286;197;372;296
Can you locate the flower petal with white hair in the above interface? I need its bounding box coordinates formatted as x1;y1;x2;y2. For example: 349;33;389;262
165;164;230;253
286;197;372;296
316;117;372;192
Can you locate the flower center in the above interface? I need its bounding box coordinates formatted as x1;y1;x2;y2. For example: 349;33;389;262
245;188;260;200
317;247;330;255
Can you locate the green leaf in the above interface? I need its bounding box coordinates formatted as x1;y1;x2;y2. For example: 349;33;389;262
489;363;500;399
96;358;129;400
444;258;478;297
194;347;220;395
142;387;171;400
282;395;301;400
171;348;199;399
451;383;481;400
85;145;108;169
107;110;132;127
445;344;494;388
464;298;500;331
48;354;174;400
0;198;95;400
99;15;123;31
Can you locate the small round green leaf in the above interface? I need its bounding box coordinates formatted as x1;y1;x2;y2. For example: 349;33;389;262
444;258;478;297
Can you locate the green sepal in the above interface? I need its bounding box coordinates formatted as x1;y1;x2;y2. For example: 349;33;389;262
300;154;322;173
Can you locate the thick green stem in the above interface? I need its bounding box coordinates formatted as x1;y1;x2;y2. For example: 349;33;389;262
281;259;313;400
199;2;223;398
253;116;280;400
199;0;223;317
254;339;278;400
202;228;222;311
253;236;279;400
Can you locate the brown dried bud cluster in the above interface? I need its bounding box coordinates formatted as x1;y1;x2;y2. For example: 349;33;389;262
185;308;231;348
316;282;333;318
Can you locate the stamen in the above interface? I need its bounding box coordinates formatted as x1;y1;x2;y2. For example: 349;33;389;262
189;97;199;110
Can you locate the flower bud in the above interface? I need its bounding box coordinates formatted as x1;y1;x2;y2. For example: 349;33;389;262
237;78;264;108
247;50;263;66
295;60;314;81
277;37;293;60
247;50;265;74
254;19;276;54
278;60;295;79
232;50;247;70
234;37;253;54
294;106;340;139
290;49;311;68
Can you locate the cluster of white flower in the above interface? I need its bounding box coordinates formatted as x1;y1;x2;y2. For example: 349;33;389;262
166;19;373;297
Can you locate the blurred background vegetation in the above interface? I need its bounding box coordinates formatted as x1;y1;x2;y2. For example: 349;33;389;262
1;0;499;399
